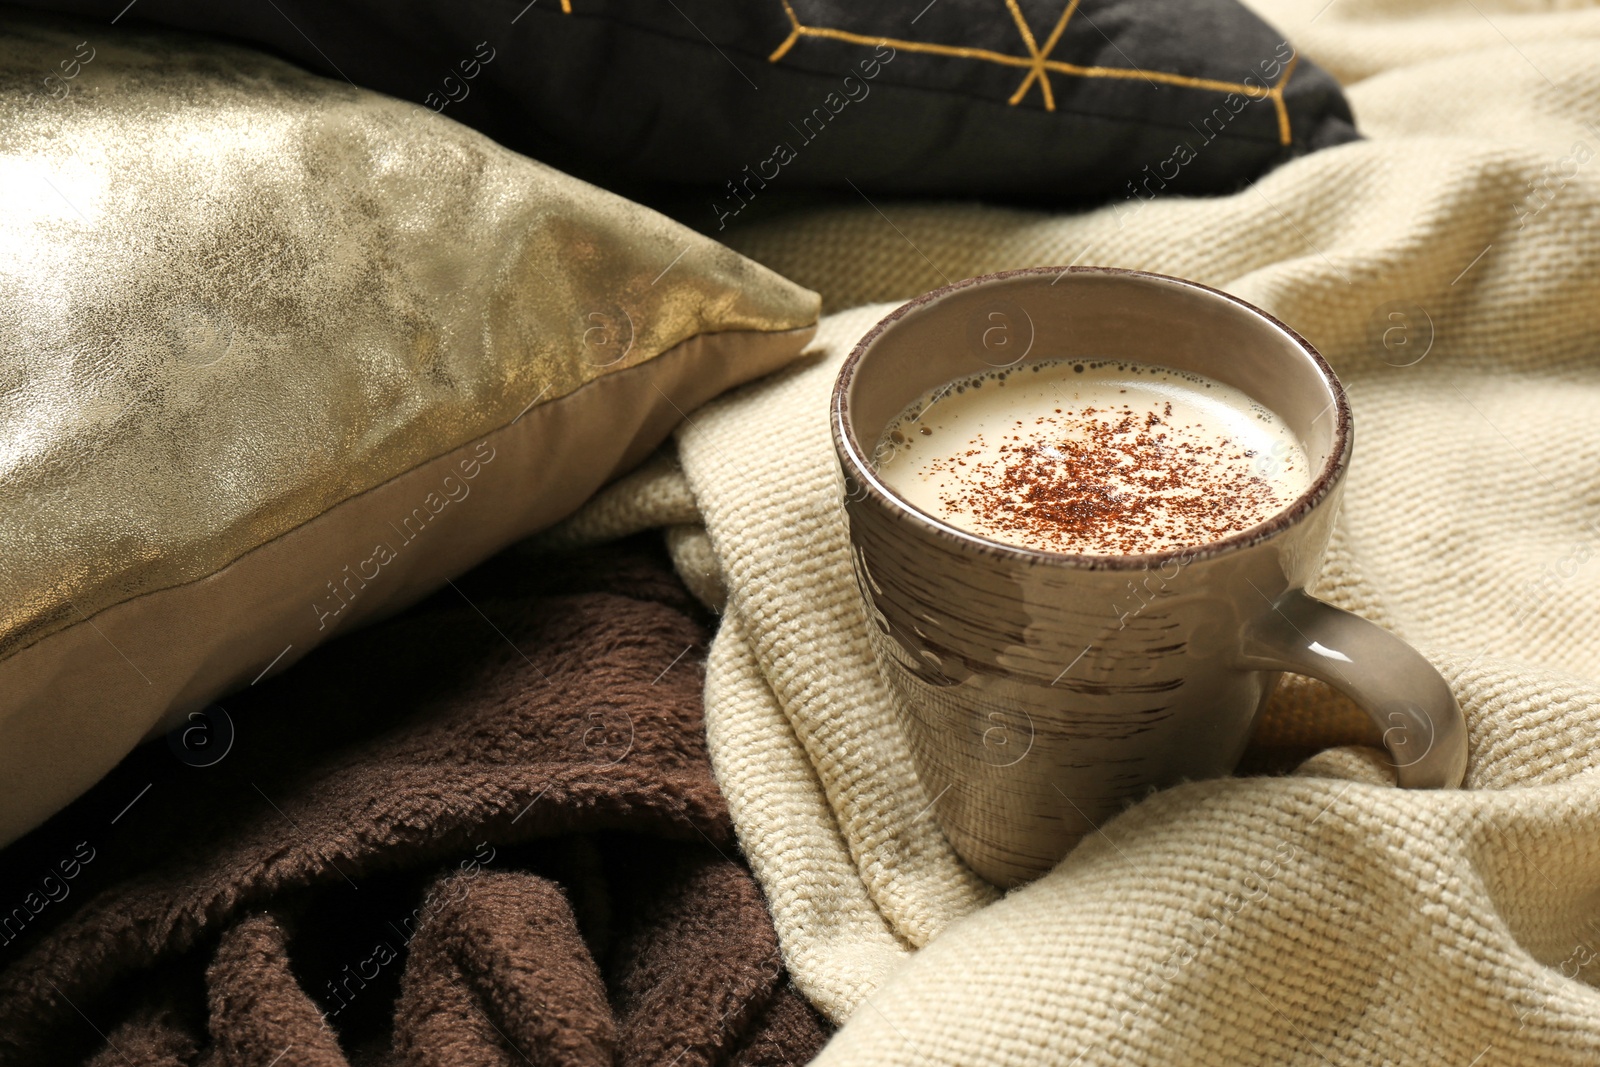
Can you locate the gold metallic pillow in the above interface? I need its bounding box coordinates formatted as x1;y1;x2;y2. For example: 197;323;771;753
0;16;819;844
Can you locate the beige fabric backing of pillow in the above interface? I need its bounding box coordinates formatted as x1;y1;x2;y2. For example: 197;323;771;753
0;18;819;845
552;0;1600;1061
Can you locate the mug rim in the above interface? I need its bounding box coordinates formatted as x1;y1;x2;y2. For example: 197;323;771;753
831;265;1353;572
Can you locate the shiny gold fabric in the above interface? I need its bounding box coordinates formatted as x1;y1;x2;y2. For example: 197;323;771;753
0;15;819;660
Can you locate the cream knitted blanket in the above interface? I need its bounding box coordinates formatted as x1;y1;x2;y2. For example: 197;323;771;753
551;0;1600;1061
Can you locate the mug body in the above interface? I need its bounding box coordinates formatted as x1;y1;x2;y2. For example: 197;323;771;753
833;267;1351;887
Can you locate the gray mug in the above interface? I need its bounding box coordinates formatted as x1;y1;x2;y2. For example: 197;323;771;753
832;266;1468;888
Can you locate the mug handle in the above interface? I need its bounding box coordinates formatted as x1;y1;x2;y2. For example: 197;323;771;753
1235;589;1468;788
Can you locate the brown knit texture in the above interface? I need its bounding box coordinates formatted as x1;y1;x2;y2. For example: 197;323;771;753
0;538;830;1066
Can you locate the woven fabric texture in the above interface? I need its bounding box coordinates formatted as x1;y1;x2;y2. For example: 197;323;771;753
560;0;1600;1061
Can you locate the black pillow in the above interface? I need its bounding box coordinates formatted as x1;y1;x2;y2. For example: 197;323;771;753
17;0;1357;221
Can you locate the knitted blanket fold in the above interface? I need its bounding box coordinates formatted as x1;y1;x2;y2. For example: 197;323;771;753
551;1;1600;1063
0;540;831;1066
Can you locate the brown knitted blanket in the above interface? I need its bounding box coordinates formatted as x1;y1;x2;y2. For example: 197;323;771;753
0;538;829;1066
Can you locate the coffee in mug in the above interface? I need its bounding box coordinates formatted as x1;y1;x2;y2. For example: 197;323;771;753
832;267;1468;887
873;359;1310;556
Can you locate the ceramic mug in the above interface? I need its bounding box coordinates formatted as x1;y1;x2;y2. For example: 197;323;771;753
832;266;1468;888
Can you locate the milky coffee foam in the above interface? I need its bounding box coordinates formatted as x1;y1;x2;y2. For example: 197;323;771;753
873;359;1311;555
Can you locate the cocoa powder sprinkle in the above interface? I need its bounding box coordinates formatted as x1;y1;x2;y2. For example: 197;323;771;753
916;403;1293;555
